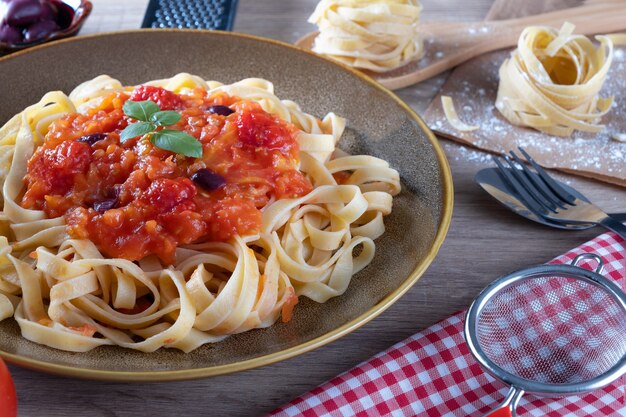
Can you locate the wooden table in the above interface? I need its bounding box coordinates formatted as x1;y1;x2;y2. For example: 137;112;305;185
8;1;626;416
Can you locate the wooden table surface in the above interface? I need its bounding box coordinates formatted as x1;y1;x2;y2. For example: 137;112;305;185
7;0;626;416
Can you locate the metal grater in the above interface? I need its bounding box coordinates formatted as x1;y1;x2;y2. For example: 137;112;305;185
141;0;238;31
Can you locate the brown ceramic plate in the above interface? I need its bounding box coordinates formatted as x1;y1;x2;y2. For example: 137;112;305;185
0;30;453;381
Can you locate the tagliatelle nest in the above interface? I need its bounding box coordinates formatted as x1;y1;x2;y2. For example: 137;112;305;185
495;23;626;137
308;0;424;72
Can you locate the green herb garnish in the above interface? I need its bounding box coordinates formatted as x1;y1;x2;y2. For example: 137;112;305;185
123;100;159;122
151;130;203;158
120;121;155;142
120;100;202;158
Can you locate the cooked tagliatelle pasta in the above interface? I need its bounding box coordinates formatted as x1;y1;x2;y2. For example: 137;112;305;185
308;0;423;72
0;73;400;353
441;96;479;132
496;23;626;137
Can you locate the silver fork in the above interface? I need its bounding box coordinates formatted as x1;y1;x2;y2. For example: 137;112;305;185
493;148;626;241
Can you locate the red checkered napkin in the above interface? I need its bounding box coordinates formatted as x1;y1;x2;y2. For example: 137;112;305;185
269;232;626;417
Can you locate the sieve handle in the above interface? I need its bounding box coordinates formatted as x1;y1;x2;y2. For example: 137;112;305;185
482;386;524;417
571;253;605;274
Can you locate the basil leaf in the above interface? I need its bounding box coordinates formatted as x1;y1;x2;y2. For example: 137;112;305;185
151;130;202;158
123;100;160;122
120;121;155;143
151;110;181;126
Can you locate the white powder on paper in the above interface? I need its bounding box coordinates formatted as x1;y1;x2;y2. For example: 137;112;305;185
468;25;491;35
447;144;493;163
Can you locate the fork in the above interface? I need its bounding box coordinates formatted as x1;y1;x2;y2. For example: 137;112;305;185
493;148;626;241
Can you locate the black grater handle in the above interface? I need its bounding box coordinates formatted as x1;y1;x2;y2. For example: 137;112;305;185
141;0;238;31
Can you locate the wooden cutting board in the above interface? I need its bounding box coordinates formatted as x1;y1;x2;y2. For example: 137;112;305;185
422;0;626;187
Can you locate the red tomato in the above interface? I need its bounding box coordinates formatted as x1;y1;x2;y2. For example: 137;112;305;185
0;358;17;417
129;85;183;110
235;107;297;151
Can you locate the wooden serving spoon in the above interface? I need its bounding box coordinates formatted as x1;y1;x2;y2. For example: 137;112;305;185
295;1;626;90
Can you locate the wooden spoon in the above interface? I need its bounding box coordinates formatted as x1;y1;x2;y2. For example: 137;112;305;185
295;1;626;90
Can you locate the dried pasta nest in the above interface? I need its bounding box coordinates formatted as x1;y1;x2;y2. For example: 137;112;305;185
308;0;424;72
496;23;625;137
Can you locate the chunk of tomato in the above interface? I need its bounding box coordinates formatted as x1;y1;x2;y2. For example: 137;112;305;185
0;358;17;417
129;85;183;110
235;108;296;152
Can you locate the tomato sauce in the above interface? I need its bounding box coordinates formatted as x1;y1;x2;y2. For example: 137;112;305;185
22;86;313;264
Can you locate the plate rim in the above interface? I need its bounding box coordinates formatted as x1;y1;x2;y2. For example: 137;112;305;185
0;29;454;381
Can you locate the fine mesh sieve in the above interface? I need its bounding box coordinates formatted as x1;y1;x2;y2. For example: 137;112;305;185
465;253;626;417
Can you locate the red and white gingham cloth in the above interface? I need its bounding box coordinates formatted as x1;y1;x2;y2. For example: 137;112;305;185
269;231;626;417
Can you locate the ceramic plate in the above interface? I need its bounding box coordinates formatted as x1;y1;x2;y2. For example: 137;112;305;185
0;30;453;381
